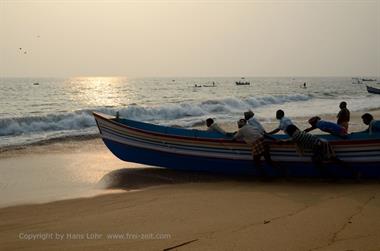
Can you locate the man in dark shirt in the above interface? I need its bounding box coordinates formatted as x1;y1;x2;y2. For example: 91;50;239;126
337;101;350;131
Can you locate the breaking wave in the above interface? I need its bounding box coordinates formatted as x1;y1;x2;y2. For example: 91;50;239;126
0;94;311;137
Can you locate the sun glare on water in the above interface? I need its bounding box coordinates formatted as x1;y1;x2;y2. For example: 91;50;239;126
66;76;130;108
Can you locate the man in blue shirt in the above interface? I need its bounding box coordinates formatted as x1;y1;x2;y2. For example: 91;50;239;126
361;113;380;135
305;116;347;137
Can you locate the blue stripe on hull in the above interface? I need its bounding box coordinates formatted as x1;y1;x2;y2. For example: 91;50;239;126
102;138;380;178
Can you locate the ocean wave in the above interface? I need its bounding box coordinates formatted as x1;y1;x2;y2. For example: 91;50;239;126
0;94;312;137
0;111;97;136
0;134;100;154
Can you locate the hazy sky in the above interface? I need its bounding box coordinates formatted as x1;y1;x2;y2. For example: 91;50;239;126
0;0;379;77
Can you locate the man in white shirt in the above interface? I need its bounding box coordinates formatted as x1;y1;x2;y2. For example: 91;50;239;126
268;109;294;135
206;118;227;135
244;110;266;134
233;119;273;176
233;119;263;145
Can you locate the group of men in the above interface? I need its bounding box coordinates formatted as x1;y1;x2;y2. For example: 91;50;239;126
206;101;380;170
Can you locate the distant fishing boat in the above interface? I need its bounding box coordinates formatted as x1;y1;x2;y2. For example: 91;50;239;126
93;112;380;178
235;81;250;86
197;82;216;87
352;78;377;84
33;82;39;85
362;78;376;82
366;85;380;94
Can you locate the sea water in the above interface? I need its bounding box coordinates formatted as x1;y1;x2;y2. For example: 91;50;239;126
1;76;379;206
1;76;379;148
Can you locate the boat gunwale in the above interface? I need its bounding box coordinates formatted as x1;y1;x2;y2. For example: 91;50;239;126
98;120;380;153
93;112;380;146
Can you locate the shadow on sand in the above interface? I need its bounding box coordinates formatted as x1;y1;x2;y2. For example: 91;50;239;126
98;167;378;190
98;167;243;190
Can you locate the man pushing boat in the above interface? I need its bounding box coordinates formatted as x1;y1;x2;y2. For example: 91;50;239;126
232;118;274;177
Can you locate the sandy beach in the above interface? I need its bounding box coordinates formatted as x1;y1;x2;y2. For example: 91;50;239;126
1;110;380;251
1;177;380;250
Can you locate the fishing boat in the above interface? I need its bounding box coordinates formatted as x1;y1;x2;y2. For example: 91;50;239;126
362;78;377;82
235;81;250;86
202;84;216;87
202;81;217;87
366;85;380;94
93;112;380;178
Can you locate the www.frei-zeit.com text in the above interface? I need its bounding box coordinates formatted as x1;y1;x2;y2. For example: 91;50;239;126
18;232;172;241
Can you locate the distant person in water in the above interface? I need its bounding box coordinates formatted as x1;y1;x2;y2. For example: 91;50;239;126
244;110;266;134
337;101;350;131
268;109;294;135
233;119;273;174
303;82;306;88
361;113;380;135
305;116;347;137
206;118;226;135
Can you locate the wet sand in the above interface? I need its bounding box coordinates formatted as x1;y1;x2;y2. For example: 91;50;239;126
0;110;379;250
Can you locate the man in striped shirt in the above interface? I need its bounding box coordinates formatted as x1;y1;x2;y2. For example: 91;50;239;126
285;125;335;163
285;125;358;179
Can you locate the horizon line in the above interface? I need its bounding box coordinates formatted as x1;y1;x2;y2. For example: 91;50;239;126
1;75;379;79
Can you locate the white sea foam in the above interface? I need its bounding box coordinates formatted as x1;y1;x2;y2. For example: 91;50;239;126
0;94;312;137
